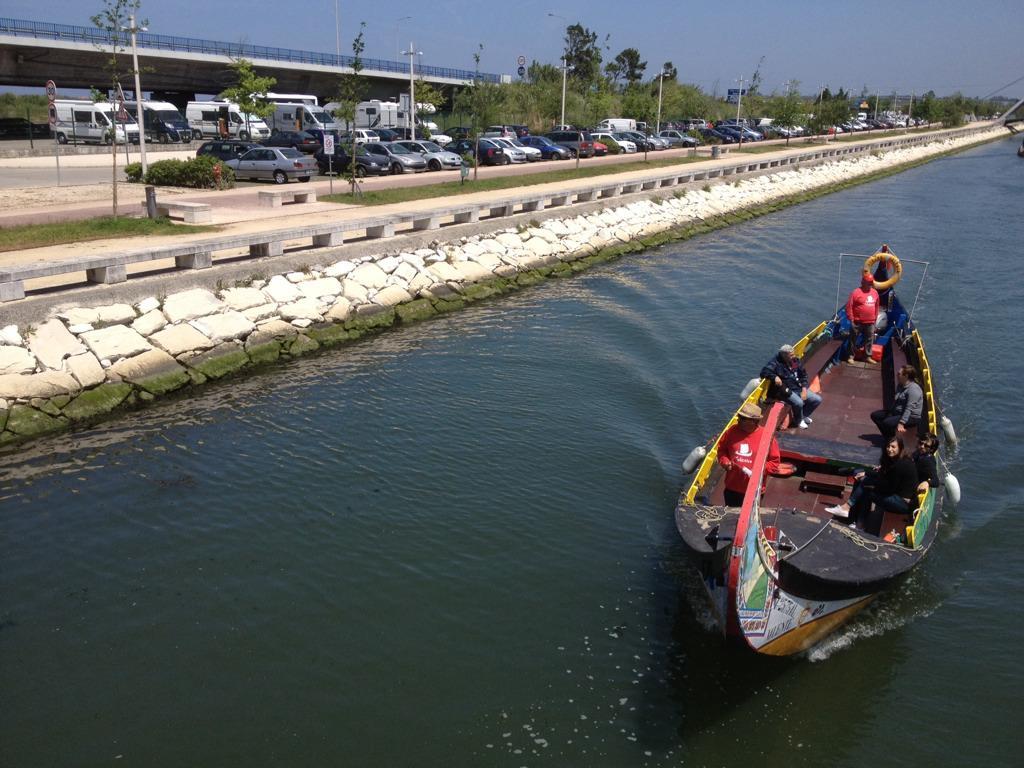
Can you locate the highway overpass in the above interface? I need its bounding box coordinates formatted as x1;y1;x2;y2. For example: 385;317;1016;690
0;17;507;106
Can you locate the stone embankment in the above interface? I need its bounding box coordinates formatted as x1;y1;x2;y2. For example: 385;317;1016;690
0;127;1003;446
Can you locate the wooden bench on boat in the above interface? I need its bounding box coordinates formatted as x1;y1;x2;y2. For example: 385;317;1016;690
258;189;317;208
141;200;213;224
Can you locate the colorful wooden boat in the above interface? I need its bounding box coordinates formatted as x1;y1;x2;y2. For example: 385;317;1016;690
674;247;955;655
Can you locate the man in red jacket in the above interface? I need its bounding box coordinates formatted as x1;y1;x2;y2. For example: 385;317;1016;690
846;272;880;363
717;403;781;507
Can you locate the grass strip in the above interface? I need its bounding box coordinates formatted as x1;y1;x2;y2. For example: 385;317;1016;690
0;216;220;252
320;155;706;206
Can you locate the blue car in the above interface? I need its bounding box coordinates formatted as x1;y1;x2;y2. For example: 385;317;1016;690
518;135;570;160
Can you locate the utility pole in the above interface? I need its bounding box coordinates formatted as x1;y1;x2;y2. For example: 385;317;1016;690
656;68;670;134
127;14;147;174
735;76;745;148
402;42;422;138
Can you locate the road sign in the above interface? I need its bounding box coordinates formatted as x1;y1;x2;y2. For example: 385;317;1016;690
48;104;57;126
517;66;526;77
117;106;130;121
726;88;747;104
323;134;335;154
46;80;57;101
517;55;526;66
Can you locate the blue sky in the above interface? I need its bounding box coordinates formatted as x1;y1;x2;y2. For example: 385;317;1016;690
6;0;1021;97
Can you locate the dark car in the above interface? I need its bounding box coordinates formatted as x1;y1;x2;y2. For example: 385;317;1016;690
510;124;530;138
621;130;656;152
518;135;570;160
262;130;321;153
700;127;738;144
314;144;388;177
0;117;50;139
196;139;261;161
450;138;506;166
544;130;595;158
446;126;473;141
373;127;403;142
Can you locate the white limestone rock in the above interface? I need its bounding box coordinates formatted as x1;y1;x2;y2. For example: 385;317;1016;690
341;279;369;303
80;325;152;362
376;255;401;274
149;324;216;357
0;325;24;346
286;271;312;283
0;370;79;400
494;264;518;278
291;318;313;328
263;275;303;304
110;349;187;391
135;296;161;315
427;262;461;282
163;289;225;323
298;277;343;300
68;324;94;335
131;310;168;337
324;260;357;278
96;303;137;326
453;261;494;283
56;307;99;327
372;285;413;307
495;232;524;249
524;237;557;257
393;262;419;283
0;346;37;375
27;319;86;371
407;273;433;295
190;311;255;344
400;253;425;269
477;238;506;257
528;227;560;244
470;253;504;271
242;303;280;323
349;262;389;290
325;297;353;322
278;298;324;322
221;287;268;311
65;351;106;389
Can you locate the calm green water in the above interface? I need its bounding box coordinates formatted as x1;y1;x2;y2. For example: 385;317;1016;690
2;136;1020;767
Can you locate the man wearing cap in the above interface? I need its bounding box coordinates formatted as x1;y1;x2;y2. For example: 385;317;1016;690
760;344;821;429
717;402;781;507
846;272;880;363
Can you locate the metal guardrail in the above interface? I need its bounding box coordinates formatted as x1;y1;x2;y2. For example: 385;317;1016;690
0;17;500;84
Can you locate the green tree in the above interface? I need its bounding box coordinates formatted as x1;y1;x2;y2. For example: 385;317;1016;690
606;48;646;89
218;58;277;140
412;78;444;137
766;84;805;145
563;24;602;86
452;45;503;179
331;22;367;194
90;0;143;217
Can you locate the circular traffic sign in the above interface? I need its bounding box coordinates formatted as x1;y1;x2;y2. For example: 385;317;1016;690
46;80;57;102
517;66;526;77
517;55;526;66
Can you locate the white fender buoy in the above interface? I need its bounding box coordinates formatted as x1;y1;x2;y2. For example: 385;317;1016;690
944;473;961;506
739;378;761;400
940;414;958;445
682;446;707;474
874;309;888;332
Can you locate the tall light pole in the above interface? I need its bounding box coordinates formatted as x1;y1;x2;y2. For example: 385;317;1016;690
334;0;340;58
548;12;570;128
735;76;745;148
402;42;422;138
126;13;147;174
656;67;671;134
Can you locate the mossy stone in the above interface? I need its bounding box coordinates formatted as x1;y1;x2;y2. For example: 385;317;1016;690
246;339;282;365
550;262;573;277
62;382;133;421
187;345;250;380
188;369;208;386
0;408;8;432
345;308;396;332
139;390;155;401
395;299;437;324
0;430;19;448
431;298;464;314
136;368;191;396
37;399;64;417
6;405;66;437
51;394;72;410
462;281;503;302
288;334;320;357
515;271;544;287
306;323;352;348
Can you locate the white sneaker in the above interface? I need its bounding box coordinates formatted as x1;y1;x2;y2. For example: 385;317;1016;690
825;505;849;518
798;419;809;429
804;417;813;424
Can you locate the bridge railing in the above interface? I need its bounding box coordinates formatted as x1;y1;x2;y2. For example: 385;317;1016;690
0;17;499;83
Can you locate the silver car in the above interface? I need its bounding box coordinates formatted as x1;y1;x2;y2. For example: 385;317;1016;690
394;139;463;171
226;146;317;184
491;138;528;164
363;142;428;174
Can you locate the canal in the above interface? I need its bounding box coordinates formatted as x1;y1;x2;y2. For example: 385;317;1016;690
1;135;1020;766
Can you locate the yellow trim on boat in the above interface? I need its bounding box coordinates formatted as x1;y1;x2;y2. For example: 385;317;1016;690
755;595;876;656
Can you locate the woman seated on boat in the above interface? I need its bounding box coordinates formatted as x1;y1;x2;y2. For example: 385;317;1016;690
717;402;781;507
871;365;923;438
825;435;918;534
913;432;941;494
759;344;821;430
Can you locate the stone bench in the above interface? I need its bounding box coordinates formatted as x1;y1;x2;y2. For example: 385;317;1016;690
142;200;213;224
258;189;317;208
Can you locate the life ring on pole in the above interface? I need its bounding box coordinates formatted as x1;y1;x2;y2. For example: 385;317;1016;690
864;245;902;290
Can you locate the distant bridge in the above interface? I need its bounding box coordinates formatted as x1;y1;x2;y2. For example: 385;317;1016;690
1000;96;1024;131
0;17;506;105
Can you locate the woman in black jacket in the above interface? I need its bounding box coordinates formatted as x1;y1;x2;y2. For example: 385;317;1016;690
826;435;918;535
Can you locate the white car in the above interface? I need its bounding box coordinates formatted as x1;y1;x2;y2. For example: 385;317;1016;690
428;132;452;147
491;138;528;163
504;137;542;161
591;132;636;153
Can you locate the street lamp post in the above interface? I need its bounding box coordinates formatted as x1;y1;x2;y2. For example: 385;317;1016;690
334;0;340;59
656;68;671;134
126;13;147;174
402;42;422;138
548;12;570;128
735;76;745;148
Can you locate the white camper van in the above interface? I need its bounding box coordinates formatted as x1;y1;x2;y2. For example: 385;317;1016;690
185;101;270;140
268;102;340;134
595;118;637;132
52;100;140;145
323;100;407;132
265;93;319;106
123;100;192;143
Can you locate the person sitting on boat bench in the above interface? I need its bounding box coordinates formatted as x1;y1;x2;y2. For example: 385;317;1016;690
825;435;918;534
846;271;880;363
760;344;821;430
717;402;781;507
913;432;941;494
870;365;923;439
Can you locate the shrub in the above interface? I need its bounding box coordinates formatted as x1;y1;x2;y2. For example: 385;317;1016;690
141;156;235;189
602;137;622;154
125;162;143;183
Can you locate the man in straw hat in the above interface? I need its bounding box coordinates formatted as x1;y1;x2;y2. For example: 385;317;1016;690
717;402;781;507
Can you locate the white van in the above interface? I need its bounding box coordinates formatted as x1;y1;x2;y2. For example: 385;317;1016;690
186;101;270;141
268;102;340;134
265;93;319;106
53;99;140;145
324;100;406;132
596;118;637;132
